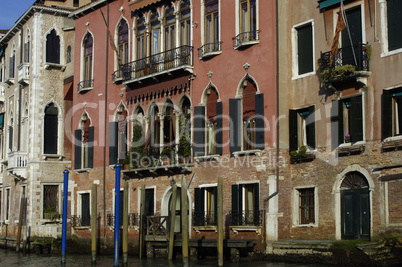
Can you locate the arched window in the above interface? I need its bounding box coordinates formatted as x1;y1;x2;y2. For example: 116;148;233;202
46;29;60;64
150;104;160;147
163;101;175;147
108;107;128;165
66;45;72;63
136;16;147;60
150;11;160;56
118;20;129;65
24;31;30;63
132;107;145;148
83;34;93;87
180;0;191;46
242;79;257;150
206;88;218;155
164;5;176;51
44;103;58;154
74;113;94;169
9;46;15;78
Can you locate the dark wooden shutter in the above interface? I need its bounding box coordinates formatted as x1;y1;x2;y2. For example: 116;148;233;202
194;188;205;226
81;193;90;226
229;98;241;154
216;102;223;155
74;129;82;170
213;186;218;225
254;183;260;225
350;95;363;142
297;23;313;75
145;189;154;217
331;100;343;149
382;90;393;140
231;184;240;226
193;106;205;157
306;105;316;149
255;93;265;150
119;122;127;160
88;126;94;168
109;122;118;165
387;0;402;51
44;114;58;154
289;109;298;152
9;126;13;150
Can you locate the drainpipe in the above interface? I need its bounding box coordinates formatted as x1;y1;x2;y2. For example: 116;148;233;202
102;2;110;246
263;0;280;243
18;29;23;151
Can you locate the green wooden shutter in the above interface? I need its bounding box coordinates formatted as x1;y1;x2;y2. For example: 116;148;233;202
194;188;204;226
88;126;94;168
289;109;298;152
193;106;205;157
297;23;313;75
109;122;118;165
255;93;265;150
229;98;241;154
387;0;402;51
331;100;343;149
213;186;218;225
382;90;393;140
74;129;82;170
216;102;223;155
350;95;363;142
254;183;260;225
306;105;316;149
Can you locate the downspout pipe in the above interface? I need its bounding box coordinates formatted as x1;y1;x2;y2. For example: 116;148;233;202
264;0;280;211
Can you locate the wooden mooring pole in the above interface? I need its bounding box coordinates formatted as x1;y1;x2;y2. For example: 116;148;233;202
91;184;97;264
217;177;223;266
16;193;25;253
139;184;146;260
123;181;129;265
168;184;177;260
181;176;189;260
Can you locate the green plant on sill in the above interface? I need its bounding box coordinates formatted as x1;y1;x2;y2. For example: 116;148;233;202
44;208;60;222
363;44;372;60
320;64;356;83
178;135;191;158
290;145;308;157
130;123;146;169
161;147;173;158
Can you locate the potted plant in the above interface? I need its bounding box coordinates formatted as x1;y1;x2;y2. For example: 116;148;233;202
130;124;146;169
290;145;315;164
160;147;172;165
178;135;191;163
344;133;351;143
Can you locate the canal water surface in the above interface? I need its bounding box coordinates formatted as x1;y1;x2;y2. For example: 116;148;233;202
0;249;345;266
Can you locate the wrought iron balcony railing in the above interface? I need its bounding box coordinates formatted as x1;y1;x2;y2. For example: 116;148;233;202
121;45;193;82
229;210;264;226
198;41;222;58
232;30;261;49
77;79;94;92
319;42;370;72
106;213;139;227
193;211;217;226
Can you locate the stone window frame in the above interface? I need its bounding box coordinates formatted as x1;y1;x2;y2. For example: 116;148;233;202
292;185;319;227
291;19;315;80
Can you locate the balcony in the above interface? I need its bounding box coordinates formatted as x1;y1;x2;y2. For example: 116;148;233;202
77;79;94;93
17;63;30;84
319;43;371;87
232;30;260;49
7;151;28;179
121;143;194;178
121;45;193;86
0;82;5;102
198;41;222;59
229;210;264;235
106;213;139;229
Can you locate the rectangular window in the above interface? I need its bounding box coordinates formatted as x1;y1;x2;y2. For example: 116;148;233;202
231;183;260;226
24;41;30;63
240;0;257;35
43;185;59;220
9;55;15;78
194;186;217;226
298;188;315;224
296;23;313;75
289;106;315;152
387;0;402;51
79;193;90;227
382;88;402;139
5;187;10;221
145;188;154;217
205;0;219;51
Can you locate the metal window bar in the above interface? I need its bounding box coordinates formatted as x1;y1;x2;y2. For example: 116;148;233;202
232;30;260;48
77;79;94;91
192;211;217;226
43;185;59;218
319;42;370;71
122;45;193;81
70;215;91;227
197;41;222;58
229;210;263;226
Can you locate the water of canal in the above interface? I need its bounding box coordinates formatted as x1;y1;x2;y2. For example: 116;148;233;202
0;249;343;267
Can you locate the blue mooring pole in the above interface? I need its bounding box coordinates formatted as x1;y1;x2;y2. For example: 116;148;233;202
114;163;121;267
61;169;69;264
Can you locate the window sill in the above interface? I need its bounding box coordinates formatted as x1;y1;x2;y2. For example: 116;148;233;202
292;71;316;80
233;40;260;50
338;141;365;156
112;77;123;84
4;78;14;85
74;168;91;174
40;219;61;224
193;226;217;233
78;86;93;93
230;225;261;235
44;63;66;71
381;47;402;58
199;50;222;60
382;136;402;152
233;149;261;159
195;154;220;163
73;226;91;230
292;223;318;228
42;154;64;161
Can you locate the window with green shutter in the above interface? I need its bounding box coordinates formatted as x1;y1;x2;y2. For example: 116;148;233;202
296;23;313;75
289;105;316;152
387;0;402;51
382;88;402;139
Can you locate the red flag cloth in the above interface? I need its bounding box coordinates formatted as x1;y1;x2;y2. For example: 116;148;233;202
330;7;346;67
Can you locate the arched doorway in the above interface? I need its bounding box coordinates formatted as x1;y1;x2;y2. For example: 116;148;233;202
169;187;182;233
341;171;370;240
162;185;191;235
